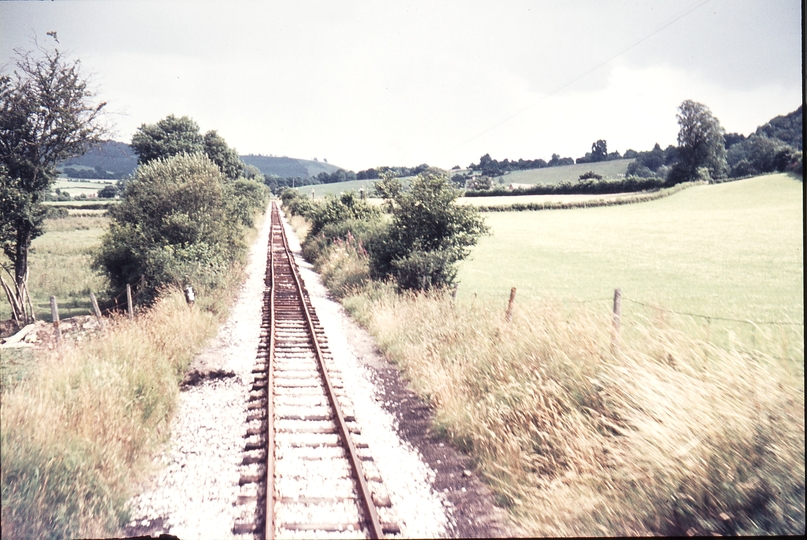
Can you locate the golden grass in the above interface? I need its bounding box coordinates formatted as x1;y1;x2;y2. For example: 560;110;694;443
1;290;219;539
342;285;805;536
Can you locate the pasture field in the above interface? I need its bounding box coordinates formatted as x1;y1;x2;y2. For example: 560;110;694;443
0;215;109;322
456;174;803;358
293;179;379;198
457;191;631;207
52;178;115;197
496;158;633;185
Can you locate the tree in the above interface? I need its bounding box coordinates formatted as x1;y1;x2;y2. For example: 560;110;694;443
591;139;607;162
368;172;489;291
670;100;727;183
130;115;204;165
0;44;107;324
94;153;265;303
203;129;243;180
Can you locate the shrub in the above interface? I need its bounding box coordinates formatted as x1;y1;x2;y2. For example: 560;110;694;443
307;191;380;238
579;171;603;181
368;173;488;291
94;152;260;303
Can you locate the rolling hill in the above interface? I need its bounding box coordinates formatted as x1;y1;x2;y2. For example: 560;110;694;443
57;142;343;179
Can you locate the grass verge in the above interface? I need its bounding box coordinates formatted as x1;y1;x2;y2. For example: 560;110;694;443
342;285;804;536
1;207;267;539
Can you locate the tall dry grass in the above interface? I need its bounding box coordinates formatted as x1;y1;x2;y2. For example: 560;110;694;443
342;285;805;536
1;290;218;539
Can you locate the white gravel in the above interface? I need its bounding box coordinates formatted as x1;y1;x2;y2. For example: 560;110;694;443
123;205;449;539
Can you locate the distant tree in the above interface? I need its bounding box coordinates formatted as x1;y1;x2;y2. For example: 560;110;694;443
130;115;203;165
1;45;107;324
203;130;242;180
579;171;603;181
97;184;118;198
623;149;638;159
591;139;607;162
669;100;727;183
242;164;263;180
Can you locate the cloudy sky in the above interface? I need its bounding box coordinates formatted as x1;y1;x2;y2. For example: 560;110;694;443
1;0;802;171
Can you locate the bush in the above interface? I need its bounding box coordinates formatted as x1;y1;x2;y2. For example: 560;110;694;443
368;173;488;291
94;152;259;303
307;191;380;238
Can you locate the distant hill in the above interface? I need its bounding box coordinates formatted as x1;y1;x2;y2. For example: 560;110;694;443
241;154;342;178
58;140;137;179
753;105;802;151
57;142;343;180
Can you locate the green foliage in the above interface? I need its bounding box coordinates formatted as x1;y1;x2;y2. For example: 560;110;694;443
203;129;243;181
671;100;728;183
0;45;108;323
465;175;666;197
307;191;381;238
94;153;263;302
130;115;204;165
578;171;603;181
97;184;118;198
368;173;489;291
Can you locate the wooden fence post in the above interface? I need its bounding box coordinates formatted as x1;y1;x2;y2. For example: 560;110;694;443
126;284;134;320
89;292;105;329
50;295;61;343
611;288;622;354
505;287;517;322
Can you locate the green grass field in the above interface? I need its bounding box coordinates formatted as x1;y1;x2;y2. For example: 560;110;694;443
457;174;803;356
52;178;115;197
0;216;109;322
496;158;633;185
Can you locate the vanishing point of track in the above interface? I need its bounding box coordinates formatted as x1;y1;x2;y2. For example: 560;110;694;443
233;202;399;539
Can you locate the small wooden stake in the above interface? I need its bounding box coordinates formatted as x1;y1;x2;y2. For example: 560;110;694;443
50;295;61;343
126;284;134;320
505;287;517;322
611;288;622;354
89;292;105;329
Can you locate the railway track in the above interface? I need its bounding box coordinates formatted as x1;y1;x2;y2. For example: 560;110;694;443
233;202;400;539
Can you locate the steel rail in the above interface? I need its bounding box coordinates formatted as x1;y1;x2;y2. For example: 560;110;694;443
273;202;385;539
264;202;277;539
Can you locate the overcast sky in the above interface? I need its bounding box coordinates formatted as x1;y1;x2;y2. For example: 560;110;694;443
1;0;803;171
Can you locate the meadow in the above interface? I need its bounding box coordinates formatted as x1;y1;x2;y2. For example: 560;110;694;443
52;178;115;198
456;173;803;358
496;158;632;185
0;215;110;322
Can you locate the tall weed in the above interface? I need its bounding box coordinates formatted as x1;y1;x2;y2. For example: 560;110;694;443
1;290;219;539
341;287;805;536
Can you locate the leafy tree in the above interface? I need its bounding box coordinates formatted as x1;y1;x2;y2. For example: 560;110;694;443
97;184;118;198
368;172;488;291
94;153;265;303
203;129;243;180
0;45;107;323
130;115;203;165
591;139;607;162
669;100;728;183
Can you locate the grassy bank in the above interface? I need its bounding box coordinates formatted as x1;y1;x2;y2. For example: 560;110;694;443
2;206;267;539
341;287;804;536
1;291;219;539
